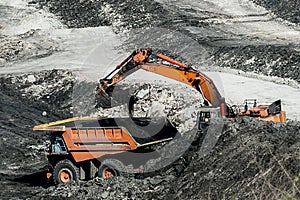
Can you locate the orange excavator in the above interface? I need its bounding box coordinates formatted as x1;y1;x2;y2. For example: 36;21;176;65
97;48;286;123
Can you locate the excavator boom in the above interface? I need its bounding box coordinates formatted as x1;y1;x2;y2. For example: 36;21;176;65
98;48;226;113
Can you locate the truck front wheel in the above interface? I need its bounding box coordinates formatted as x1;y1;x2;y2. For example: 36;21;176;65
53;159;79;185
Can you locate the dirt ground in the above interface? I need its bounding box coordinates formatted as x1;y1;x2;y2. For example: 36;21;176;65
1;0;300;199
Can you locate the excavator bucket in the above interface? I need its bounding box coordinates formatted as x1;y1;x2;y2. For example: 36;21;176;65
95;87;113;108
95;84;135;109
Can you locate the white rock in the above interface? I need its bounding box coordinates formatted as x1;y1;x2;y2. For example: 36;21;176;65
27;74;36;83
136;89;149;99
148;102;166;117
0;58;5;65
42;111;47;116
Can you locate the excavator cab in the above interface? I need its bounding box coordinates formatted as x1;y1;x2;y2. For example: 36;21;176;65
197;107;222;130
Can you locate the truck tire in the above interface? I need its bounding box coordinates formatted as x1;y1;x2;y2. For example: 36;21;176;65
53;159;79;185
98;159;132;179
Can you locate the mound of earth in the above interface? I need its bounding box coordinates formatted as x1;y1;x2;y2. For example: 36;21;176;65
34;0;170;32
210;45;300;83
33;0;300;86
0;30;58;66
172;118;300;199
251;0;300;24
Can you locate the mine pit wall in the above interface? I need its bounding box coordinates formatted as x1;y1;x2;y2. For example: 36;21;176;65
31;0;300;86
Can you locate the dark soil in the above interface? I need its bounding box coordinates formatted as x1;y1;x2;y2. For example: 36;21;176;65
34;0;171;32
251;0;300;24
211;44;300;83
0;70;300;199
0;30;58;66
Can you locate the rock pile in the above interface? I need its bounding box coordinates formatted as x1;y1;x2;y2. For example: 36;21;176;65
0;30;58;66
35;0;169;32
1;70;300;200
210;45;300;84
96;80;203;133
251;0;300;24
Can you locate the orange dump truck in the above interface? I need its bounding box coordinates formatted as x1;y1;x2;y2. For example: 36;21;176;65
33;117;178;184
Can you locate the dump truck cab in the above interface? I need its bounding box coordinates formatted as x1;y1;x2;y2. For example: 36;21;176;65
50;133;68;154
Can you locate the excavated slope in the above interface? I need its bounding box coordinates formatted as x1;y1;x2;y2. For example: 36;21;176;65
1;0;300;199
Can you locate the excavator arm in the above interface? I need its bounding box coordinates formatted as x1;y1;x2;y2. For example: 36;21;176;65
98;48;227;115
